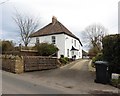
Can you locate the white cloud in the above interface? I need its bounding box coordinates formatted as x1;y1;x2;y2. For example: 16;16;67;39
1;0;119;50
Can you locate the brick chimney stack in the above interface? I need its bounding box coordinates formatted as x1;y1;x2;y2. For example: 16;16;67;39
52;16;57;25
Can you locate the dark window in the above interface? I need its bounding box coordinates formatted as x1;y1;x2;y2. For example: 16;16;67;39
67;49;69;57
36;37;39;44
52;36;56;44
72;39;73;43
74;40;76;47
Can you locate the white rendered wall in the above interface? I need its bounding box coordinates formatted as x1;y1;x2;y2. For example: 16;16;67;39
65;34;82;59
30;34;82;59
30;34;65;58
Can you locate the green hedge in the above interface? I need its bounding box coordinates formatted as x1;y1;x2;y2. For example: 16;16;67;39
92;53;103;63
102;34;120;66
34;43;59;56
2;40;14;53
92;53;103;67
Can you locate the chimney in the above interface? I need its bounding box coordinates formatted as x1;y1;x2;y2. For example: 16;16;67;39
52;16;57;25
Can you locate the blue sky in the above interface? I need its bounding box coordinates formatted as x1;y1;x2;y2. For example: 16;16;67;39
0;0;119;50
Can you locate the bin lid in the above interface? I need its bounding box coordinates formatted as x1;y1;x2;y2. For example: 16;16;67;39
95;61;108;66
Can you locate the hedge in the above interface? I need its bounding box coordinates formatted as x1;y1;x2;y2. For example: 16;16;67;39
34;43;59;56
102;34;120;67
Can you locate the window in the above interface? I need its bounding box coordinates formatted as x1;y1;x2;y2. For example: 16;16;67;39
52;36;56;44
72;39;73;43
71;51;74;56
74;40;76;47
67;49;69;57
79;52;80;57
36;37;39;44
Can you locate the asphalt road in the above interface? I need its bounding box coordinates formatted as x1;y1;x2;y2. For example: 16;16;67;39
2;71;67;94
2;59;119;94
22;59;119;94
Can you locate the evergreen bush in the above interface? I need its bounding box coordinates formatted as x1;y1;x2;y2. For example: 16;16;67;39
35;43;59;56
102;34;120;73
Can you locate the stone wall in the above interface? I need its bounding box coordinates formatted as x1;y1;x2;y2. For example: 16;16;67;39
24;56;61;71
3;50;38;56
2;55;61;73
2;55;24;74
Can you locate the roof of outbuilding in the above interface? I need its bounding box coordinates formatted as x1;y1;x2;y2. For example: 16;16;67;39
30;16;82;46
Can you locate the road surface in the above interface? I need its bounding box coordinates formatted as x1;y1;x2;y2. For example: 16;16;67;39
2;59;119;94
2;71;68;94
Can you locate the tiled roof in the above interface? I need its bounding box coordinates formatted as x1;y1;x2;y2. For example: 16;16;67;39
30;16;82;46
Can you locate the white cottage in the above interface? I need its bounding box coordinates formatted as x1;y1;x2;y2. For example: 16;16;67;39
30;16;82;59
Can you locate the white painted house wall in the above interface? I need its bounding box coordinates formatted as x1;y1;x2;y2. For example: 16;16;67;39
64;34;82;59
30;33;82;59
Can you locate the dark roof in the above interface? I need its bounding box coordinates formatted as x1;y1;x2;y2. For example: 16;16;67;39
30;16;82;46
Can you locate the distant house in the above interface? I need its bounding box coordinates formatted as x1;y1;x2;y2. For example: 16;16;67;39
30;16;82;59
82;50;89;59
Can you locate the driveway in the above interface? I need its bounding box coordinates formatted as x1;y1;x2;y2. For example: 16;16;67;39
21;59;119;94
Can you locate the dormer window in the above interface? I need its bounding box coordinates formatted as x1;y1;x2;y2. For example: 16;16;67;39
52;36;56;44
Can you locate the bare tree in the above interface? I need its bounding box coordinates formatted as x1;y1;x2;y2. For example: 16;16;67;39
82;24;107;52
13;12;39;47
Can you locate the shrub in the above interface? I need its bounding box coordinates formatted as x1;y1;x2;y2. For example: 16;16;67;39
2;40;14;53
35;43;59;56
59;57;70;64
88;46;100;59
92;53;103;67
59;58;68;64
92;53;103;62
111;78;120;88
102;34;120;67
64;57;70;61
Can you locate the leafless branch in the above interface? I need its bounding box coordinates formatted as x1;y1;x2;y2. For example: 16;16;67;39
82;24;108;52
13;11;40;47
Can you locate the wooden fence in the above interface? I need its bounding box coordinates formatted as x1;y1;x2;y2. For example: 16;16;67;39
24;56;61;71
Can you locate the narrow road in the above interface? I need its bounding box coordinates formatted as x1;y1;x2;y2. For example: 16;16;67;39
2;71;68;94
2;59;119;94
22;59;119;94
